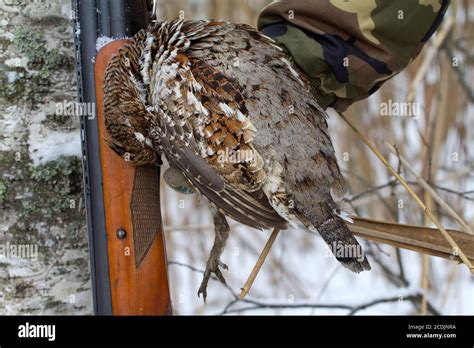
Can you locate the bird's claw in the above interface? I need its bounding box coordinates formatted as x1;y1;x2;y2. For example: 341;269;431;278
197;259;228;303
217;260;228;270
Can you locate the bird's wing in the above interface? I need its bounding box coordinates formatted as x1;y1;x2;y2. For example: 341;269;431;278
186;22;347;201
156;104;288;231
146;20;287;230
179;22;372;272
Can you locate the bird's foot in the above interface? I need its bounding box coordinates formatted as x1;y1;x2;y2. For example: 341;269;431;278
198;203;230;303
197;257;228;303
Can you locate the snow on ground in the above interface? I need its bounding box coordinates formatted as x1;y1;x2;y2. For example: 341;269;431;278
163;180;473;315
162;69;474;315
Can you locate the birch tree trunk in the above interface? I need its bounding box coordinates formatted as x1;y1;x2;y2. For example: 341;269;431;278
0;0;92;314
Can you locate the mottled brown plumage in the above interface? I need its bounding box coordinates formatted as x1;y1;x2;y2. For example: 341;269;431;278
103;19;370;300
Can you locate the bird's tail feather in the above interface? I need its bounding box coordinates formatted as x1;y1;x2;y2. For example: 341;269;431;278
298;202;371;273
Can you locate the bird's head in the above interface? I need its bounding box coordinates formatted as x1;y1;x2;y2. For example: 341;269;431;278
103;35;160;166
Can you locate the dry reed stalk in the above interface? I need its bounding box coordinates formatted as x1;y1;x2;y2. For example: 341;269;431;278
440;264;458;310
386;145;473;235
337;112;474;273
239;229;280;299
420;193;432;316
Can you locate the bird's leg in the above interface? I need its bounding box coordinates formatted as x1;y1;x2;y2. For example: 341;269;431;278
198;203;230;302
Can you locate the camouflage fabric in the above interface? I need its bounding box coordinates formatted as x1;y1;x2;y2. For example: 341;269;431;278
258;0;450;111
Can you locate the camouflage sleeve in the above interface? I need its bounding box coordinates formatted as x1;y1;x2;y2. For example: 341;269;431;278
257;0;450;111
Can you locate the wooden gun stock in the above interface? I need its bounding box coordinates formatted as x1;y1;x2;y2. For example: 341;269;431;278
94;40;172;315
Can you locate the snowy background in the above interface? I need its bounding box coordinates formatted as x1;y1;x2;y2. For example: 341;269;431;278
0;0;472;315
